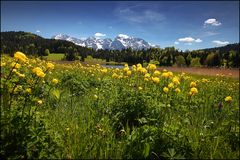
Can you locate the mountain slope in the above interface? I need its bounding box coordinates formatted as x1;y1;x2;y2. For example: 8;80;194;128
52;34;159;50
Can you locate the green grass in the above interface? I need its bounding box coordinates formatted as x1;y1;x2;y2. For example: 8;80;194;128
44;53;65;61
1;55;239;159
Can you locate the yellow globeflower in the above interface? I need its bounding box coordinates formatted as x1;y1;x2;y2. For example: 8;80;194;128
137;63;142;68
0;62;6;67
11;62;21;69
36;70;46;78
152;77;160;84
147;64;157;71
32;67;43;73
101;68;108;73
144;73;151;78
124;63;128;67
14;51;28;63
167;71;173;77
168;82;174;88
46;62;54;70
112;73;118;79
26;88;32;94
132;65;136;71
52;78;59;84
162;72;169;78
140;68;148;74
37;100;43;105
190;81;197;87
163;87;169;94
123;67;129;72
172;76;180;85
225;96;232;102
189;87;198;96
126;70;132;76
153;70;161;76
175;88;181;93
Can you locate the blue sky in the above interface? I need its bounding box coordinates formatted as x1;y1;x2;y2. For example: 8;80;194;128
1;1;239;51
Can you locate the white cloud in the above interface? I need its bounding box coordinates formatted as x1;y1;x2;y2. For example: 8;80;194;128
212;40;229;46
195;38;202;43
178;37;195;43
118;34;130;39
177;37;202;45
204;18;221;26
94;32;106;37
36;30;40;33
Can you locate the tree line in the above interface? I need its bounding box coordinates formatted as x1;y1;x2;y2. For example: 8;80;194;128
1;31;239;67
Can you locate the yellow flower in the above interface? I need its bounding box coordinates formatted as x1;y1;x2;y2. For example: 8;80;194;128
26;88;32;94
172;76;180;85
140;68;147;74
225;96;232;102
175;88;181;93
152;77;160;84
0;62;6;67
46;62;54;70
32;67;45;78
36;70;46;78
37;100;43;105
162;72;169;78
168;82;174;88
137;63;142;68
124;63;128;67
52;78;59;84
101;68;108;73
14;51;28;63
153;70;161;76
66;127;70;131
126;70;132;76
147;64;157;71
144;73;151;78
190;81;197;87
189;87;198;96
112;73;118;78
163;87;169;94
138;86;143;90
32;67;43;73
123;67;129;72
167;71;173;77
11;62;21;69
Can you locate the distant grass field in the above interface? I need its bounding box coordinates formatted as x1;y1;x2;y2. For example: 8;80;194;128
44;53;65;61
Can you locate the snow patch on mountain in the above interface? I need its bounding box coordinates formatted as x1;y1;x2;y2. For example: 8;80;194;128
52;34;159;50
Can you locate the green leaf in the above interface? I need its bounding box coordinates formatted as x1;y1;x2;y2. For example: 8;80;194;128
51;89;60;100
143;143;150;158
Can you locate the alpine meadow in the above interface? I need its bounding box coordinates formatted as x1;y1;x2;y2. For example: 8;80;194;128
1;1;239;159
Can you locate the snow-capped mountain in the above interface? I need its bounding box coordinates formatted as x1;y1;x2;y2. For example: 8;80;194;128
52;34;159;50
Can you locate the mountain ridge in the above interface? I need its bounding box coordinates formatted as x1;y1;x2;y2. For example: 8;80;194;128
52;34;160;50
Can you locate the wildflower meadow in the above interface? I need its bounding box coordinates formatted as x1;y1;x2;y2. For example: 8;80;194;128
1;52;239;159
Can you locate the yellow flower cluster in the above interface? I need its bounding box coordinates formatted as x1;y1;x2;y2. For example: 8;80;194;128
47;62;54;70
32;67;46;78
147;64;157;71
14;51;28;63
